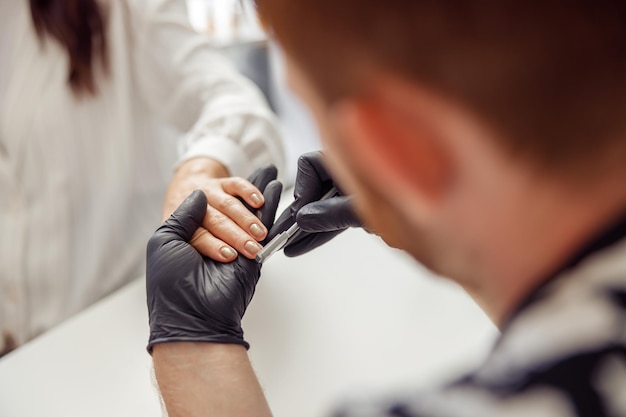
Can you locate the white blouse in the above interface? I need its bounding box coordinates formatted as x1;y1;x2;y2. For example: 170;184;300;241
0;0;285;352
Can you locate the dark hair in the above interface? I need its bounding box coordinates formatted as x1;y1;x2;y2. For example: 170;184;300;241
257;0;626;179
30;0;108;95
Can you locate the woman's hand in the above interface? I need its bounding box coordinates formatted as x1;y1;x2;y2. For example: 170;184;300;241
162;157;275;262
148;169;282;351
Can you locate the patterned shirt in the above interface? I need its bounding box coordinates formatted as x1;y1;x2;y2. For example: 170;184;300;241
334;211;626;417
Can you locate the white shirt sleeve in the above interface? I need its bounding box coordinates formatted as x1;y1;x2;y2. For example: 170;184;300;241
126;0;285;178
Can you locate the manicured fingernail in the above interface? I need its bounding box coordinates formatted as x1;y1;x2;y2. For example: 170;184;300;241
250;193;264;205
250;223;266;238
245;240;262;255
220;247;237;259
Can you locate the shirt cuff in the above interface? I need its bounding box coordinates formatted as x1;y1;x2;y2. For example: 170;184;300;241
175;135;254;178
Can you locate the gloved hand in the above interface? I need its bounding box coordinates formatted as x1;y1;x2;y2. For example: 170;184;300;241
146;165;282;352
267;151;362;257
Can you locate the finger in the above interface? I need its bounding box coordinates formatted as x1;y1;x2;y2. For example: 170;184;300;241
221;177;266;210
157;190;207;243
258;180;283;233
266;206;296;242
246;165;278;193
204;205;264;259
294;152;334;204
296;196;361;233
189;227;238;262
284;230;342;257
266;152;334;241
207;193;268;241
238;164;278;213
222;164;278;211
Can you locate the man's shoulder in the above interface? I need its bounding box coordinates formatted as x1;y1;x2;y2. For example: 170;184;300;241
334;345;626;417
334;238;626;417
475;237;626;391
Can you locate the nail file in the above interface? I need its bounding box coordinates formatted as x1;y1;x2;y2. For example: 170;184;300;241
255;186;339;264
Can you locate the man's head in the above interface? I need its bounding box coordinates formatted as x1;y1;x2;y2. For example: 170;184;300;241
258;1;626;321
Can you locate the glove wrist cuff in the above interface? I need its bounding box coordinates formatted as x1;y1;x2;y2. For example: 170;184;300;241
147;335;250;354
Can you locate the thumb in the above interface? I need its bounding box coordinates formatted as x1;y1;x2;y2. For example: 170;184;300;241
159;190;207;242
296;196;361;233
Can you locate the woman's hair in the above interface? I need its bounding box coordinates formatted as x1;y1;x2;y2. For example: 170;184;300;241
30;0;108;95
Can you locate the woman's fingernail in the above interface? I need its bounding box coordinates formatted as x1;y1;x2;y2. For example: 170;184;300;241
250;223;266;238
220;247;237;259
250;193;264;205
245;240;263;255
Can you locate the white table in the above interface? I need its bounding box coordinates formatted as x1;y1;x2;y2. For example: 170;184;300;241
0;228;497;417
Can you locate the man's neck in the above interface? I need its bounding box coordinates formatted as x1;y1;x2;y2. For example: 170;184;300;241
479;175;626;328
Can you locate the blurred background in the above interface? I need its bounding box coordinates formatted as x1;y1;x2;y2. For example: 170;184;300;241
185;0;322;181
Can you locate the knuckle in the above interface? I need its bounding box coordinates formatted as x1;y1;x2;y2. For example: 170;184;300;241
299;152;317;164
205;212;242;236
146;234;163;254
200;181;219;194
238;178;257;193
217;197;239;213
229;176;247;188
205;214;225;229
216;227;249;246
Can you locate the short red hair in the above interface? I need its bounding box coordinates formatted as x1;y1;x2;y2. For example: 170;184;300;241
257;0;626;179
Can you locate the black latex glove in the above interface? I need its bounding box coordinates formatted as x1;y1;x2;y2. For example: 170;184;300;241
146;165;282;352
267;151;361;257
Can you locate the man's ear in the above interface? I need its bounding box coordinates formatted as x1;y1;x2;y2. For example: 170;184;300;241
331;82;452;213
